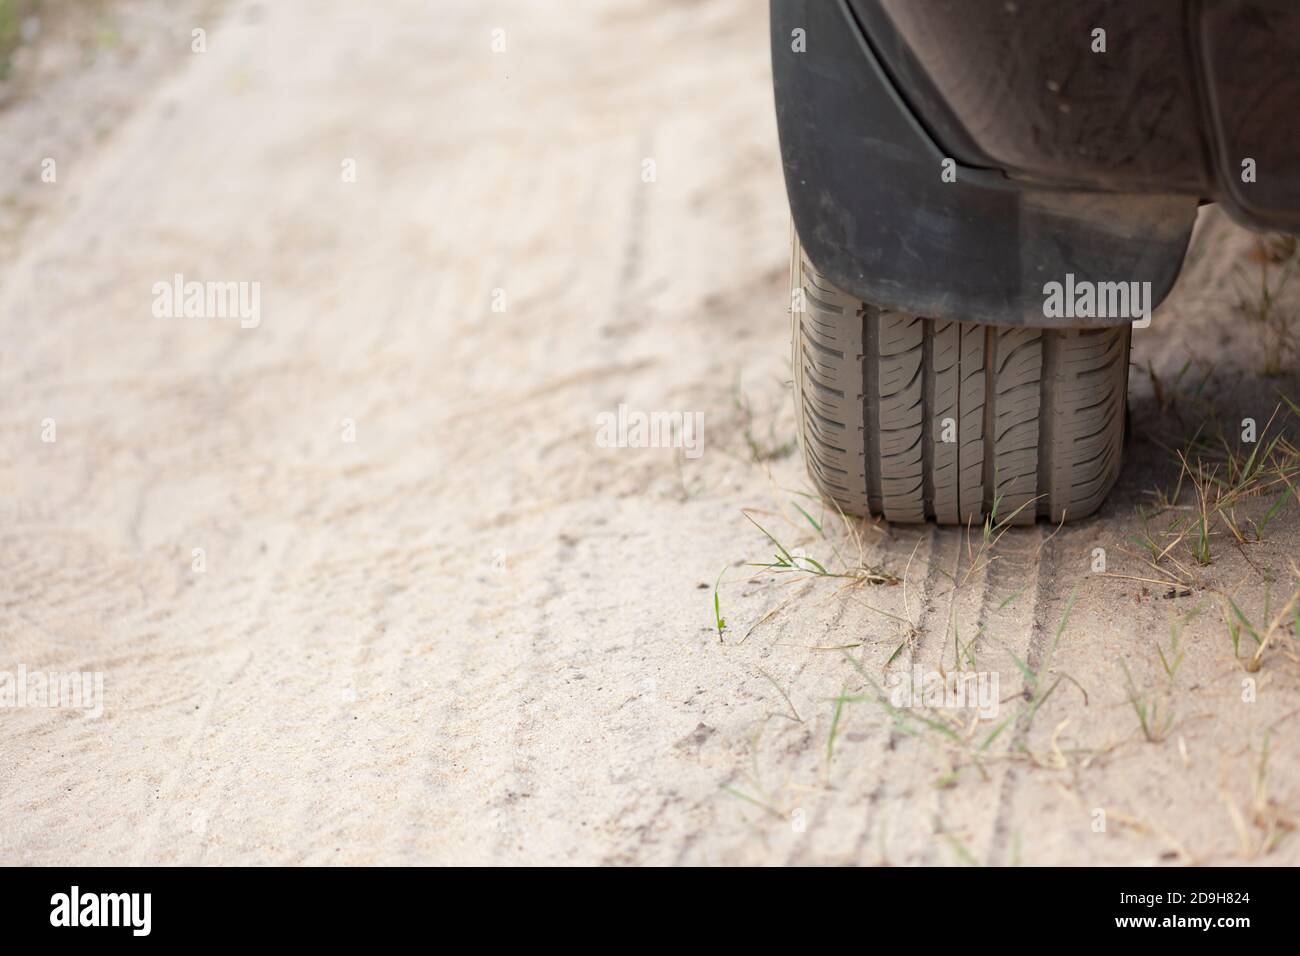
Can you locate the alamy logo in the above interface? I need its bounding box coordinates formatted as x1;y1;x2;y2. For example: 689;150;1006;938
152;273;261;328
595;403;704;458
887;667;1000;719
1042;273;1151;327
0;665;103;718
50;886;151;936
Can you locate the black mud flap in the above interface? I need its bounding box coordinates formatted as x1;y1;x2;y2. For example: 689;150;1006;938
772;0;1198;327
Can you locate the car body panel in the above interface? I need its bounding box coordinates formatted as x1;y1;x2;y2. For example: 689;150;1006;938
772;0;1197;327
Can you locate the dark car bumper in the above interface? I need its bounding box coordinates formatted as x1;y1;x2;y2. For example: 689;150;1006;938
773;0;1300;326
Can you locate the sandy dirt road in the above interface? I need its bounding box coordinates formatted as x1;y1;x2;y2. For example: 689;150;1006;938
2;0;1299;865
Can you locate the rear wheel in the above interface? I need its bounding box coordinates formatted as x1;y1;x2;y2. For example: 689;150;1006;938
791;233;1130;525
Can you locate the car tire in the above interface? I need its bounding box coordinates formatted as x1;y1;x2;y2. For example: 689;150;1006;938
791;231;1130;525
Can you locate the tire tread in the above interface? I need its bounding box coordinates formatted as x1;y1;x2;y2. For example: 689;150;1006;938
793;238;1128;525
